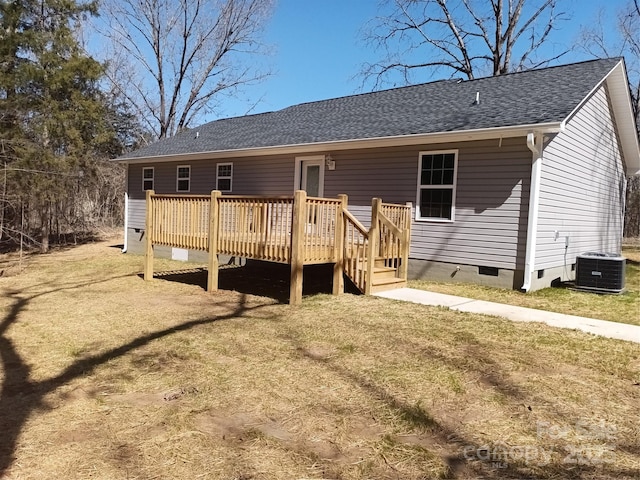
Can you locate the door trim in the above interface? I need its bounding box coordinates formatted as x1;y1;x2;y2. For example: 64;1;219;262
294;155;325;197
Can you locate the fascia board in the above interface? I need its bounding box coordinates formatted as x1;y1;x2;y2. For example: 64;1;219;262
562;59;640;176
606;62;640;176
114;122;563;165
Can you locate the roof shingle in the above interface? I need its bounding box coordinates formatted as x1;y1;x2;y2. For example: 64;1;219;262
122;58;621;160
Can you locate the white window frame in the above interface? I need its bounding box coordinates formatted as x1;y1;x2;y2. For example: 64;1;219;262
216;162;233;192
415;150;458;222
142;167;154;191
294;155;325;197
176;165;191;192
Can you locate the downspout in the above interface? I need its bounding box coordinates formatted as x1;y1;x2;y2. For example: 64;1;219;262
522;132;543;292
621;175;627;244
122;163;129;253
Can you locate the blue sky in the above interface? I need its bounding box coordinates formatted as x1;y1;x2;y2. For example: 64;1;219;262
218;0;630;120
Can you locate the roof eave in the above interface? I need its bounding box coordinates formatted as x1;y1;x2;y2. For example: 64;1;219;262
114;122;564;164
562;59;640;176
606;61;640;176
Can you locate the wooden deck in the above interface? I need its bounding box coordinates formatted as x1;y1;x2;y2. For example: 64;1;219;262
143;190;411;304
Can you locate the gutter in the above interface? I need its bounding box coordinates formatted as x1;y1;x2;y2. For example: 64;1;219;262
113;122;565;165
522;132;544;292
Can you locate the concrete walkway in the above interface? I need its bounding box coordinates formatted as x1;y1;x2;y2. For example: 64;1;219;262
374;288;640;344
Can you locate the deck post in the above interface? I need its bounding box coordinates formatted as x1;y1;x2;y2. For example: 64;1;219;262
333;194;347;295
290;190;306;305
207;190;221;292
399;201;412;281
366;198;381;295
143;189;155;281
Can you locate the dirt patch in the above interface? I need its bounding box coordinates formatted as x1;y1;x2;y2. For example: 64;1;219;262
195;409;372;465
194;410;295;442
349;417;386;439
299;345;337;361
109;386;199;407
56;428;97;444
394;433;441;449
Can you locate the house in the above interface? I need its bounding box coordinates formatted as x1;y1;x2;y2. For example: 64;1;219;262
115;58;640;292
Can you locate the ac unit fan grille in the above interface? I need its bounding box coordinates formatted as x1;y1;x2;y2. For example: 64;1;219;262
575;252;625;293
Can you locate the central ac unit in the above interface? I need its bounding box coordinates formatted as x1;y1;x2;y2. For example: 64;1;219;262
575;252;626;294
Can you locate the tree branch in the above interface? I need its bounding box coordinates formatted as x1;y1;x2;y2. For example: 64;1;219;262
97;0;273;138
360;0;567;86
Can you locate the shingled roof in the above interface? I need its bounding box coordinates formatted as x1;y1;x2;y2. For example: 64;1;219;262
121;58;624;161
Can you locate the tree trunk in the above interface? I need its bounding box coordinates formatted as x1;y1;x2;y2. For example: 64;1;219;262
40;202;49;253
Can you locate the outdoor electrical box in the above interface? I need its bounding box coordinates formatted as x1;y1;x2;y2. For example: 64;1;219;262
575;252;626;294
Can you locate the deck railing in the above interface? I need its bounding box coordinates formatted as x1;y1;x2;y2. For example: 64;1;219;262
149;194;210;250
378;202;412;280
143;190;410;304
218;196;294;263
302;197;342;264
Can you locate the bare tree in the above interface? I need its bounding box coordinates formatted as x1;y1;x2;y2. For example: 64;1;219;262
582;1;639;116
581;0;640;239
361;0;569;88
98;0;273;139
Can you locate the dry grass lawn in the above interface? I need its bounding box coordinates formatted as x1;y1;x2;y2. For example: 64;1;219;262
411;247;640;327
0;239;638;479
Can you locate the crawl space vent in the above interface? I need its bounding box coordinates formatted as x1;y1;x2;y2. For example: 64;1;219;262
575;252;625;294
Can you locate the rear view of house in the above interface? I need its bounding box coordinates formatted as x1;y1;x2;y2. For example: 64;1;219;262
114;58;640;292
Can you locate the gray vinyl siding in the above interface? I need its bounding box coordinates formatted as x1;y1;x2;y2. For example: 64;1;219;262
536;85;625;271
127;138;531;270
128;199;146;230
324;139;531;270
127;155;296;229
128;155;294;199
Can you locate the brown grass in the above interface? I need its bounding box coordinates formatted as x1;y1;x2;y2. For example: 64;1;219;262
410;247;640;326
0;239;638;479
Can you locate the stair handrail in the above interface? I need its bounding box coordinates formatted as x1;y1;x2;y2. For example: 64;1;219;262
377;210;403;238
343;209;368;236
342;207;369;294
374;199;411;283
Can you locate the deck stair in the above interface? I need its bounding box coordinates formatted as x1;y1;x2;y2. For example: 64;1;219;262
342;198;412;295
370;260;407;293
347;257;407;293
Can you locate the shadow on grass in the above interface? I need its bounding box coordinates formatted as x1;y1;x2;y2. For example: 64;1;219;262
0;275;268;476
143;261;358;303
3;269;635;478
286;328;638;479
293;343;476;479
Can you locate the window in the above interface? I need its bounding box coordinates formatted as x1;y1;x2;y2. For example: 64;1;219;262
216;163;233;192
416;151;458;221
142;167;154;191
176;165;190;192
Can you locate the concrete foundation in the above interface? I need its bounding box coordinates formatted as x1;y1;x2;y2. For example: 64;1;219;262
407;258;525;290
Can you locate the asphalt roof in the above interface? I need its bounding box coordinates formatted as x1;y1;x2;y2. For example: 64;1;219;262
122;58;621;160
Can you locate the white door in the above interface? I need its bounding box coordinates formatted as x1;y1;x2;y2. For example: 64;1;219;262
299;159;324;197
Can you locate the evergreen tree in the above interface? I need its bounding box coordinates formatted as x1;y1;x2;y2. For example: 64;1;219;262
0;0;117;251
